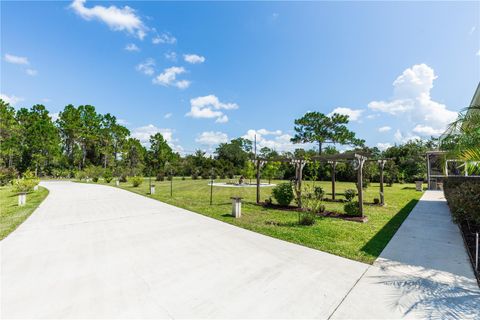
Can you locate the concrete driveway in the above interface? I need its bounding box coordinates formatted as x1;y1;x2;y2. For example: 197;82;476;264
2;182;478;319
1;181;368;318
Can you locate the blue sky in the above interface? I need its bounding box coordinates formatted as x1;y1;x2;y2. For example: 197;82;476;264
1;1;479;154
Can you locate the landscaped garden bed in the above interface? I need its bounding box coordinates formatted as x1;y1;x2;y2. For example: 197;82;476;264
82;177;422;264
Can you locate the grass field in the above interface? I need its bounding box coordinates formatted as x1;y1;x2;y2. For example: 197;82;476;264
87;177;423;264
0;185;49;240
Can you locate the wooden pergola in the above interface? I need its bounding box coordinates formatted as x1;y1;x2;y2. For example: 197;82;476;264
252;153;391;217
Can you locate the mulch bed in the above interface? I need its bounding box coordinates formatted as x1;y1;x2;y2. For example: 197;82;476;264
259;202;368;223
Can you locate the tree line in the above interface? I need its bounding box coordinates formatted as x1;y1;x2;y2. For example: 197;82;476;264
0;98;438;184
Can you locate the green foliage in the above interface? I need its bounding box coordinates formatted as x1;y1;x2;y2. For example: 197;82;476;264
374;198;380;204
444;177;480;228
298;211;316;226
242;161;255;182
344;189;356;202
131;176;143;187
12;177;37;193
262;161;281;183
0;167;18;186
291;111;364;154
314;186;325;200
156;172;165;181
215;138;252;171
344;201;361;216
84;165;104;181
272;183;294;206
103;169;113;183
119;175;128;183
302;185;324;213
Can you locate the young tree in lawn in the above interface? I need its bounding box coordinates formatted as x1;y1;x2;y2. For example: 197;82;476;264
242;160;255;184
291;112;364;154
262;161;281;184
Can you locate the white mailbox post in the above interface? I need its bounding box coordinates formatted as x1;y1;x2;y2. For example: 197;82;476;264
150;185;156;195
415;180;423;191
115;180;120;186
231;197;243;218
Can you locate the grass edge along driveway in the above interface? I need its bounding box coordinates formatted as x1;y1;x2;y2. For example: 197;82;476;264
0;185;49;240
81;178;423;264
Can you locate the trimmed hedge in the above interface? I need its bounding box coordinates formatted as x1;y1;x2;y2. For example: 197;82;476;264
444;177;480;229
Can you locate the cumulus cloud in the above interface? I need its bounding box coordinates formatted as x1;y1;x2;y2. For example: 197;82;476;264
195;131;228;146
368;63;457;137
242;129;299;152
130;124;183;153
378;126;391;132
329;107;364;121
125;43;139;51
0;93;24;106
164;113;172;119
186;95;238;123
70;0;147;39
152;32;176;44
394;129;420;143
183;54;205;64
26;68;38;76
136;58;155;76
412;124;445;136
4;53;29;65
153;66;190;89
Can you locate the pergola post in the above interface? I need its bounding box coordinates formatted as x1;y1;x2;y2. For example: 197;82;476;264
378;160;386;206
330;161;337;200
356;155;367;217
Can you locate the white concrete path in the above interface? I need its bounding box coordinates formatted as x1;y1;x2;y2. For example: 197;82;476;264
1;183;478;319
332;191;480;319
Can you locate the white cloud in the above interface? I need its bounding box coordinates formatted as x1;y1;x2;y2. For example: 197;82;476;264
329;107;364;121
131;124;183;153
376;143;392;151
412;124;445;136
470;26;476;35
152;32;176;44
70;0;147;39
195;131;228;146
26;68;38;76
4;53;29;65
186;95;238;123
117;119;129;125
367;63;457;135
394;129;420;143
50;112;60;122
153;66;190;89
183;54;205;64
136;58;155;76
0;93;24;106
477;49;480;56
165;51;177;61
125;43;139;51
164;113;172;119
242;129;299;152
378;126;391;132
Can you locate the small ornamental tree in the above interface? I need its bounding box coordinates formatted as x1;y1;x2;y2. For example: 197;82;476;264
242;161;255;184
263;161;281;184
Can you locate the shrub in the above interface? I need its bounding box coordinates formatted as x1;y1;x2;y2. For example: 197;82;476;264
182;176;186;180
299;211;316;226
92;177;99;182
272;183;294;206
103;170;113;183
12;178;37;193
120;175;128;183
131;176;143;187
314;186;325;200
344;189;356;202
192;172;198;180
0;167;18;186
373;198;380;204
344;201;361;216
201;171;210;179
167;175;173;181
318;204;326;213
362;179;370;189
220;173;226;179
76;171;86;180
228;172;234;179
444;178;480;227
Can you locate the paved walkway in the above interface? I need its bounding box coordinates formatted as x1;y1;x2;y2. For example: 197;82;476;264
332;191;480;319
1;182;478;319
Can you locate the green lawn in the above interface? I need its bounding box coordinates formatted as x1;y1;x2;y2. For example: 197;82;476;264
0;185;49;240
86;177;423;264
